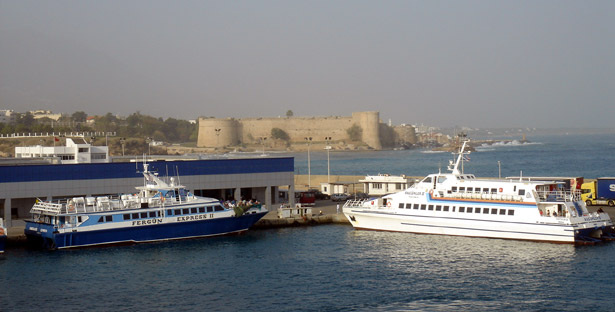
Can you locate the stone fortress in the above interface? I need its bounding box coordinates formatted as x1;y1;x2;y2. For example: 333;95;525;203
197;111;415;151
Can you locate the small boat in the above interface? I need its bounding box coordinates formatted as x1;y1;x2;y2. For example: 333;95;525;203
0;218;6;253
25;161;268;249
343;140;615;244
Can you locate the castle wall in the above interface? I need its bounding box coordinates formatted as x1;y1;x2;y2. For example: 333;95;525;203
198;111;383;149
197;118;239;148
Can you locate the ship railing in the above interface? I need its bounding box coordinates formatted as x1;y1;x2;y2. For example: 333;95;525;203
344;199;367;208
536;190;581;203
31;201;64;215
443;192;524;202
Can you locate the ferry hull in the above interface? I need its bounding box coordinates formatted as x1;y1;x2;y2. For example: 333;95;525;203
344;209;610;244
25;212;267;250
0;235;6;253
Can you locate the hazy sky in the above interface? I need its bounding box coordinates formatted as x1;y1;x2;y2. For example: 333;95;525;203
1;1;614;128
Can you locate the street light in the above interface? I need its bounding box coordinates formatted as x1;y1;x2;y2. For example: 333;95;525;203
214;128;221;148
120;137;126;156
146;137;152;156
259;137;267;155
305;137;312;189
324;136;332;183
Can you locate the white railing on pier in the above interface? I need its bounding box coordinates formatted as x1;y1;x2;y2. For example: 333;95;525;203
0;131;116;139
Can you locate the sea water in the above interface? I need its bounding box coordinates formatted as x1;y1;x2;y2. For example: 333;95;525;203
2;133;615;311
2;226;615;311
293;133;615;179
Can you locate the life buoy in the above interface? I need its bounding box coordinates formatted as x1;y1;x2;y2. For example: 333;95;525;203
387;202;391;207
499;188;503;193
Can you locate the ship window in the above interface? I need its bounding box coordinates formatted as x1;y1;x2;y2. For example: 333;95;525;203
98;216;104;223
399;203;405;208
436;205;442;211
191;207;197;214
405;203;412;209
140;212;147;218
475;208;481;214
483;208;489;214
499;209;506;215
123;214;131;220
452;186;457;192
491;208;498;214
413;204;419;209
132;213;139;219
78;216;82;222
459;206;465;213
443;206;450;212
437;176;447;183
207;206;213;212
518;189;526;196
467;207;473;213
149;211;156;218
174;209;181;215
167;209;173;216
428;205;434;211
508;209;515;216
467;187;473;192
422;177;432;183
199;207;205;213
214;205;224;212
491;188;497;194
459;187;465;192
105;215;112;222
182;208;189;214
420;204;426;210
482;188;489;194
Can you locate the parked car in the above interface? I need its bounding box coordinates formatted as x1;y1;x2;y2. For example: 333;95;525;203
308;189;330;200
352;192;369;200
331;193;349;202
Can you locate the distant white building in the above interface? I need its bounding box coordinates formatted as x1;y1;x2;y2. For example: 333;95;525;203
15;138;109;164
360;174;414;196
0;110;15;124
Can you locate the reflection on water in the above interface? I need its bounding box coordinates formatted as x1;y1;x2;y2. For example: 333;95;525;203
2;225;615;311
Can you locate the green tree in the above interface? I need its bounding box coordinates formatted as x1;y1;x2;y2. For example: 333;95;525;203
346;124;363;141
71;111;87;122
271;128;290;141
286;110;294;117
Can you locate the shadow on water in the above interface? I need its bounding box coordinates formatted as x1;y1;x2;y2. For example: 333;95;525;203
2;226;615;311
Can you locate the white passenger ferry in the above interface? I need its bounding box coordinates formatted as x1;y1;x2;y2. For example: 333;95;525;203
343;141;615;244
25;161;268;249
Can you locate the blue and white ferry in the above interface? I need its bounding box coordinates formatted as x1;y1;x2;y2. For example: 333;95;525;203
344;140;615;244
25;162;268;249
0;218;6;253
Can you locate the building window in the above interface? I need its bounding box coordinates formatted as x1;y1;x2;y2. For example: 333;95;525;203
373;183;382;189
78;147;89;153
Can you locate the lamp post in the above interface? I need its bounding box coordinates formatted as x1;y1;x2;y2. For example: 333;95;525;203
305;137;312;189
324;136;332;183
120;137;126;156
259;137;267;155
214;128;221;149
146;137;152;156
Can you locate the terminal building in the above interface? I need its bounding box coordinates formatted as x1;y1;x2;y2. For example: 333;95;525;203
0;156;295;227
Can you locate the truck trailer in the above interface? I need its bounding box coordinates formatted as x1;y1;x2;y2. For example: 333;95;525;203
581;178;615;207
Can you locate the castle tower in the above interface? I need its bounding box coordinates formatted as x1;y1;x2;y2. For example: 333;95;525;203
197;118;239;148
352;111;382;150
